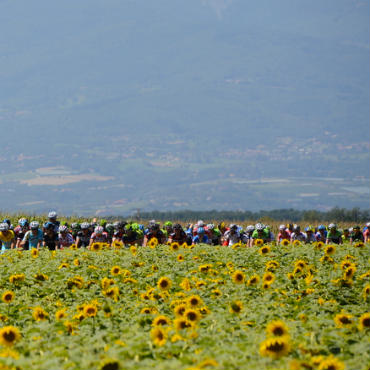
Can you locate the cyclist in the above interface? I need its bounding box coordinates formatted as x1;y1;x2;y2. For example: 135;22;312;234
242;225;255;247
122;224;143;246
48;211;60;233
58;225;74;249
251;223;270;245
207;224;222;245
76;222;92;248
43;222;59;250
224;224;242;246
162;221;174;240
304;227;316;243
363;222;370;242
89;226;109;247
112;221;127;242
168;223;188;245
71;223;81;240
315;225;327;242
277;225;290;244
350;226;364;243
326;223;342;244
0;223;15;251
192;227;209;245
21;221;43;250
143;222;166;246
15;219;30;249
290;225;306;242
341;228;350;243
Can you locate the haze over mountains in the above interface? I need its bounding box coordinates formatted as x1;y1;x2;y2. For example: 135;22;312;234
0;0;369;215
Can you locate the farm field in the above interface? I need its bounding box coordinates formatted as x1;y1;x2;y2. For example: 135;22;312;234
0;241;369;370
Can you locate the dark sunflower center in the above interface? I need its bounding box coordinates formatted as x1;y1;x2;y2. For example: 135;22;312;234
101;362;120;370
362;318;370;327
272;327;284;336
339;316;351;324
3;331;16;342
160;281;168;288
267;341;285;352
187;312;197;321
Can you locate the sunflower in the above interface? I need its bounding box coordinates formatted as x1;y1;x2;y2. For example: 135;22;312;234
324;245;336;256
34;273;48;282
259;245;271;255
334;313;353;328
358;313;370;331
9;274;25;284
148;238;158;249
0;326;21;347
294;260;307;269
259;336;291;359
292;240;301;247
340;260;353;270
293;266;304;276
199;264;213;273
187;295;203;308
177;254;184;262
174;304;187;317
112;240;123;249
157;277;172;291
1;291;14;304
31;248;39;258
32;307;49;321
110;266;122;276
174;317;191;331
99;358;120;370
316;241;324;249
58;262;69;269
263;272;275;284
103;287;120;301
281;239;290;246
247;275;260;286
320;255;334;264
232;270;245;284
317;356;345;370
343;266;356;280
266;320;289;337
83;304;98;317
254;239;264;247
150;326;167;346
363;284;370;300
354;241;365;248
184;308;201;323
229;300;243;314
140;307;152;314
266;261;279;271
101;277;115;290
152;315;171;326
73;258;80;266
55;309;68;321
130;246;137;255
69;243;78;250
90;242;102;251
170;242;180;251
211;288;222;297
262;282;271;289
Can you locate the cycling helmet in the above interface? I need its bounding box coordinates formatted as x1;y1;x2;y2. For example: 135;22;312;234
81;222;90;230
30;221;39;229
164;221;173;227
100;219;107;227
197;220;205;227
305;227;312;232
2;219;10;226
173;223;182;230
265;225;271;230
255;223;264;231
279;224;286;230
229;224;237;230
318;225;326;231
44;221;54;229
48;211;57;219
71;223;80;229
293;224;300;232
328;223;336;229
197;227;205;234
106;223;114;232
246;225;255;232
207;224;215;230
59;225;68;233
95;226;104;234
20;219;29;227
117;221;127;229
0;223;9;231
18;218;28;225
366;222;370;227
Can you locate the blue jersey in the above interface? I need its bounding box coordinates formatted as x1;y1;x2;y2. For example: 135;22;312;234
23;229;44;248
192;234;209;244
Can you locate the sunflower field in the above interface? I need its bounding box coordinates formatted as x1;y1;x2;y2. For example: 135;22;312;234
0;240;369;370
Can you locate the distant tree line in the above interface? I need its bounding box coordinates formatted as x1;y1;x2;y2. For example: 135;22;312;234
136;208;370;223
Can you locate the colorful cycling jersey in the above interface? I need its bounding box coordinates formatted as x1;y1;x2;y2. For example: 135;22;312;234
58;233;74;248
315;231;327;241
326;230;342;244
304;233;316;243
90;232;109;243
224;230;241;246
122;231;140;245
252;230;270;241
277;231;291;242
291;232;306;242
192;234;209;244
351;231;364;242
23;229;43;249
0;230;15;249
